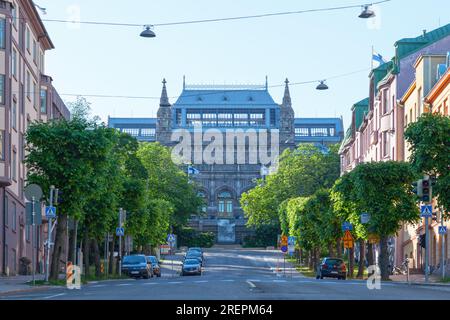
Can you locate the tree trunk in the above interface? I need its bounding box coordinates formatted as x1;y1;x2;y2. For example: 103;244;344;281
357;240;365;278
379;237;390;281
50;214;68;280
308;251;313;269
109;235;115;275
92;239;101;277
349;246;355;278
367;242;374;267
83;227;90;277
328;243;334;257
336;238;342;258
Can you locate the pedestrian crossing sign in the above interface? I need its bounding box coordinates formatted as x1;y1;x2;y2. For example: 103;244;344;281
439;226;447;235
420;205;433;217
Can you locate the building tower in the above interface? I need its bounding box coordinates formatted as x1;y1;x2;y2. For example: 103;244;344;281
156;79;173;145
279;78;295;151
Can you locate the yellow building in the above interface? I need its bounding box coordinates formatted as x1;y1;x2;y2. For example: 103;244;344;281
399;53;449;272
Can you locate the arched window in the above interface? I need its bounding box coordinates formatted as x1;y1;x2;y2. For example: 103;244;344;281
198;192;207;213
218;191;233;218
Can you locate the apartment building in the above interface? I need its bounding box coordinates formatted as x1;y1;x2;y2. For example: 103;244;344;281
0;0;69;276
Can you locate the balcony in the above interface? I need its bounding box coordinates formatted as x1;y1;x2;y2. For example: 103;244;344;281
380;113;393;132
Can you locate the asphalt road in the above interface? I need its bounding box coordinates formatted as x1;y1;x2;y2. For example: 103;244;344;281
1;246;450;300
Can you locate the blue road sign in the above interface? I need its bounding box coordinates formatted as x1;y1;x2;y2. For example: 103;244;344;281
188;166;200;175
420;205;433;218
116;227;124;237
342;222;353;231
439;226;447;235
281;246;288;253
45;206;56;218
360;213;371;224
167;234;175;242
288;236;296;246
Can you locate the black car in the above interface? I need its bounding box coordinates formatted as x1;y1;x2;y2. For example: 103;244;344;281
316;258;347;280
182;258;202;276
146;256;161;277
122;255;153;279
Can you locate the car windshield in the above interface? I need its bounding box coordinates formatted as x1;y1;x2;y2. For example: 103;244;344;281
325;259;343;266
186;255;201;260
123;256;146;264
184;259;200;265
187;251;201;256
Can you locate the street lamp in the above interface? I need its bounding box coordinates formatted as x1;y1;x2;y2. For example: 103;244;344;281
358;5;376;19
140;25;156;38
316;80;329;90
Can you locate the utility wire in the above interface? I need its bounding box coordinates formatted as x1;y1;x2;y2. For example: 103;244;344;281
35;1;391;28
58;67;370;100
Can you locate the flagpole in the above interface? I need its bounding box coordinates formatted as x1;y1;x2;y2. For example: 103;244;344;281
371;45;374;70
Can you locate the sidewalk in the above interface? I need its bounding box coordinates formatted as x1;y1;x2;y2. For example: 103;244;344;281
0;274;50;295
389;273;450;287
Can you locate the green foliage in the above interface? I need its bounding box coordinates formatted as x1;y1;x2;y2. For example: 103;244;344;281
242;223;280;248
137;143;202;227
404;113;450;212
177;227;215;248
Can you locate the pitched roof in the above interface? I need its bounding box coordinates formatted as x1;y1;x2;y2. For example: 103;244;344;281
174;85;277;107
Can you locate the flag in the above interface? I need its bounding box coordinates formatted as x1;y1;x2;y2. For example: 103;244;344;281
372;50;386;68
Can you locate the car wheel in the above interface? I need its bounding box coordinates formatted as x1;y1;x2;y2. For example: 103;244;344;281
316;275;320;279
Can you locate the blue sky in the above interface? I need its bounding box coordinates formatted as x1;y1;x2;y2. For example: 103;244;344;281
38;0;450;128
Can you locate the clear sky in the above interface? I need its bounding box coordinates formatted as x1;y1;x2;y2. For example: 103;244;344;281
37;0;450;128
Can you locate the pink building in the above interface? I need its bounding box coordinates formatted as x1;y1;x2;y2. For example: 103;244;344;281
340;24;450;268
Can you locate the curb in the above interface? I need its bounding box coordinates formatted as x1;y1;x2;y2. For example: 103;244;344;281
0;285;56;296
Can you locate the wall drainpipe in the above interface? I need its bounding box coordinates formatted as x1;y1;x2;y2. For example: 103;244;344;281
2;187;6;275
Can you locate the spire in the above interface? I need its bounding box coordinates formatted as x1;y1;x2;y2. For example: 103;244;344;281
183;75;186;90
160;78;170;106
282;78;291;106
265;75;268;90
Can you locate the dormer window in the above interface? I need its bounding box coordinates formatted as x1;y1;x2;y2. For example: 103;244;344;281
197;96;203;101
223;96;228;101
248;96;254;101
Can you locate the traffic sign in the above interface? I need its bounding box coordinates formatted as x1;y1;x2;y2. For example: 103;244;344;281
288;236;295;246
360;213;371;224
45;206;56;218
420;205;433;218
343;239;354;249
439;226;447;235
24;184;43;201
167;234;175;242
342;222;353;231
281;235;288;246
116;227;124;237
281;246;288;253
343;230;353;241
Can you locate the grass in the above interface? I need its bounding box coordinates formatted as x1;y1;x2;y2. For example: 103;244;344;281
440;277;450;283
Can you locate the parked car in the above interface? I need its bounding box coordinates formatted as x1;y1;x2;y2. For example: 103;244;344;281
188;247;203;256
316;258;347;280
184;252;203;266
122;254;153;279
181;258;202;276
146;256;161;277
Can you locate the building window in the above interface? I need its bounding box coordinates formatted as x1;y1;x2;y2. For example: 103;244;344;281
12;4;17;28
12;49;17;78
382;132;389;157
0;130;4;161
12;150;17;181
40;89;47;113
218;191;233;217
26;225;30;242
33;40;37;63
26;71;31;100
140;128;156;137
12;249;16;274
122;128;139;136
329;127;335;136
33;82;37;107
26;26;30;52
295;127;309;137
310;128;328;136
12;99;17;130
176;109;182;125
12;202;16;231
4;196;8;226
0;74;5;104
0;18;5;49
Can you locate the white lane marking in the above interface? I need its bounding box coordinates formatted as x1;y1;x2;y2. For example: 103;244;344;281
168;281;182;284
142;282;158;285
273;280;287;283
42;293;66;299
90;285;106;288
221;279;235;282
194;280;208;283
117;283;132;286
246;279;261;282
89;281;98;284
246;281;256;288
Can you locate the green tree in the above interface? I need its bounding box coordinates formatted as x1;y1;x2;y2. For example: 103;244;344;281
404;112;450;212
332;161;419;280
